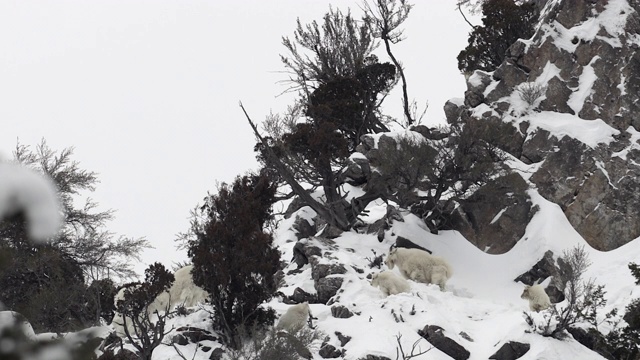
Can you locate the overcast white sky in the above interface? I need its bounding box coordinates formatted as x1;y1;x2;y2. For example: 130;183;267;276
0;1;478;278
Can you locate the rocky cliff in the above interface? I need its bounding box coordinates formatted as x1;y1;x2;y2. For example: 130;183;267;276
448;0;640;251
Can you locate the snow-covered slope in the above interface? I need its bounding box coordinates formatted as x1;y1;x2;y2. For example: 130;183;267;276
91;162;640;359
261;187;640;360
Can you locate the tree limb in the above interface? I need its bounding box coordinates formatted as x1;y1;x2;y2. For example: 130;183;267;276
240;102;351;231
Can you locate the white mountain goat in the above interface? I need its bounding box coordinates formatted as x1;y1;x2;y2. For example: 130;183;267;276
371;270;411;296
151;265;209;311
111;265;209;337
276;302;312;332
385;247;452;290
521;283;551;312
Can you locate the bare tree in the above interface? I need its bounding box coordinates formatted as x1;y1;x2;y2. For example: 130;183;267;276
363;0;421;126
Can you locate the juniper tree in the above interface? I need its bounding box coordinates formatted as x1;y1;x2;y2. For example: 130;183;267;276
186;172;281;347
0;140;149;332
244;4;408;233
457;0;537;73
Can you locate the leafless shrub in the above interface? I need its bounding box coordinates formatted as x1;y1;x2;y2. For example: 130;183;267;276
517;82;546;107
366;250;384;269
395;333;432;360
226;326;321;360
525;245;615;338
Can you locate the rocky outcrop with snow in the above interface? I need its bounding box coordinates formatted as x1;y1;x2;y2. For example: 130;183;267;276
448;0;640;250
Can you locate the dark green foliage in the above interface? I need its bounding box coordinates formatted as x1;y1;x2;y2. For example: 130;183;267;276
115;262;175;360
86;278;117;324
187;173;281;347
624;298;640;330
305;61;395;151
375;124;505;233
605;308;640;360
280;6;395;152
0;230;90;333
630;263;640;285
117;263;174;318
601;264;640;359
375;135;439;208
246;5;410;233
281;7;377;87
0;141;148;332
283;122;350;173
457;0;537;73
9;141;149;280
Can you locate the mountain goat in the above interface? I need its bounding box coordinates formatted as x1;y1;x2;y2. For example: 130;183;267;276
371;270;411;296
276;302;312;332
152;265;209;310
385;247;452;291
111;265;209;337
521;284;551;312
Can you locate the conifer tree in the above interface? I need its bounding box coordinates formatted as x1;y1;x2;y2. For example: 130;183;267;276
186;172;281;347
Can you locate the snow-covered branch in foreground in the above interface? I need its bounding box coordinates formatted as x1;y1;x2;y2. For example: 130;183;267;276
0;162;61;242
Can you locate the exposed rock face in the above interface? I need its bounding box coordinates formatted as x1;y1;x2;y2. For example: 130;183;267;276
514;250;565;303
449;173;536;254
448;0;640;250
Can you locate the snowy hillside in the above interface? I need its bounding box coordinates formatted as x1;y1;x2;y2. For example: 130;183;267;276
92;180;640;360
266;190;639;359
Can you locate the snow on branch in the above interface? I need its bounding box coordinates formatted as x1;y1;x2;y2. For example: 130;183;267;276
0;162;62;242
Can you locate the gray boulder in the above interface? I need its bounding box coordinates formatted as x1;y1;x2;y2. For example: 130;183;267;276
489;341;531;360
449;173;536;254
419;325;470;360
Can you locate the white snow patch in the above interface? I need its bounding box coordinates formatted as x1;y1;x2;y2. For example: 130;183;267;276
522;111;619;148
366;129;425;149
467;71;491;89
490;208;508;225
547;0;633;52
448;97;464;107
568;56;599;114
618;73;627;97
537;61;563;84
483;80;499;97
349;152;367;160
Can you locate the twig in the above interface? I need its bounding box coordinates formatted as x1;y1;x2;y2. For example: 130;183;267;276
395;333;432;359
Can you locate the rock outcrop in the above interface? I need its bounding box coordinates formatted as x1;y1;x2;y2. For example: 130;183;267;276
448;0;640;250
